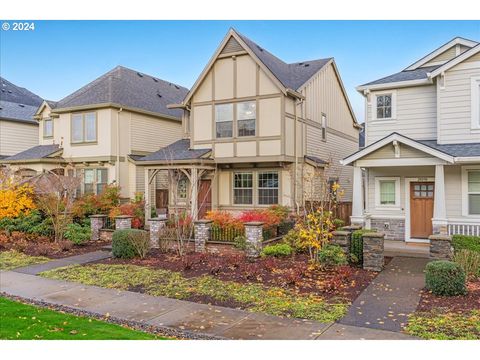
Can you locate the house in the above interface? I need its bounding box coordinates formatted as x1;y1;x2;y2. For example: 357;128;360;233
134;29;360;221
2;66;188;199
0;77;43;164
341;37;480;242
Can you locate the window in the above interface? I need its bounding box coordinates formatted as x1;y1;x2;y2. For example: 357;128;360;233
215;104;233;138
237;101;256;137
82;168;108;195
472;77;480;129
96;169;108;194
321;114;327;141
468;170;480;215
375;177;400;208
71;112;97;143
234;173;253;204
43;118;53;138
177;176;188;199
83;169;95;194
258;172;279;205
374;92;395;120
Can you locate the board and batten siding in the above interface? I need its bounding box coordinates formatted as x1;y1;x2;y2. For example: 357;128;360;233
0;120;38;156
438;61;480;144
366;85;437;145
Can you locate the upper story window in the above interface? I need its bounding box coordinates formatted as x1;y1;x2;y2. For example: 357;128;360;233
215;104;233;138
43;118;53;138
471;77;480;129
376;94;392;119
237;101;256;137
72;112;97;143
321;114;327;141
468;170;480;215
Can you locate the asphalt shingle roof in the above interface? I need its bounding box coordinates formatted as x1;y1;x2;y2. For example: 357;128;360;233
56;66;188;119
237;32;331;90
305;155;328;166
137;139;211;162
417;140;480;157
360;65;440;87
0;77;43;124
4;144;62;161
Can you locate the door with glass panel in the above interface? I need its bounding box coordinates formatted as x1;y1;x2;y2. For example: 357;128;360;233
410;182;434;239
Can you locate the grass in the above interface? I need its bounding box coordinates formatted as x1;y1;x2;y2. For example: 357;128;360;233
0;297;165;340
405;310;480;340
0;250;49;270
41;263;348;323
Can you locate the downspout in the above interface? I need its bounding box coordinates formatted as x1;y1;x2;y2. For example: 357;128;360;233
116;108;123;186
294;98;304;214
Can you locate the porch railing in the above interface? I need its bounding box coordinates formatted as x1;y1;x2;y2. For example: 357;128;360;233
448;222;480;237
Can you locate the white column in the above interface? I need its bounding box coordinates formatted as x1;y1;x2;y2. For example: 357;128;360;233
144;168;151;226
432;164;448;234
351;165;365;226
190;168;198;220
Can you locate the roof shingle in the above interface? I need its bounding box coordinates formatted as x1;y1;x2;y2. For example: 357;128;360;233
360;65;440;87
4;144;62;161
136;139;211;162
417;140;480;158
0;77;43;124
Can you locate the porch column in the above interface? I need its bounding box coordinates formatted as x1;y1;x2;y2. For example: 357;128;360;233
432;164;448;235
351;165;365;227
191;167;198;220
144;168;151;227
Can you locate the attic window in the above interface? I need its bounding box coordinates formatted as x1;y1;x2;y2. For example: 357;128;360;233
137;72;144;77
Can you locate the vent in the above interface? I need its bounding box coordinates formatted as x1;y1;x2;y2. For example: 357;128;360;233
157;93;162;98
304;63;310;67
298;62;304;66
256;45;264;52
220;36;244;55
174;85;180;90
137;72;144;77
18;104;25;107
152;77;158;82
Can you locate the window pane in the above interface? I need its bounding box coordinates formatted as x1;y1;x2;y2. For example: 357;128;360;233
178;178;187;199
234;189;253;204
238;119;255;137
215;104;233;122
85;113;96;142
237;101;256;120
84;169;94;184
72;114;83;142
97;168;108;185
384;106;392;118
377;96;384;107
380;180;396;205
44;119;53;137
469;194;480;215
216;121;232;138
258;172;279;205
384;95;391;106
377;107;384;119
468;171;480;192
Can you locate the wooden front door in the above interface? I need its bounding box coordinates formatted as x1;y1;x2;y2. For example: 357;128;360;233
410;182;434;239
197;180;212;219
155;189;168;214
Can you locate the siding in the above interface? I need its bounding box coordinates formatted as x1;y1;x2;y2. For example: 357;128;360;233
366;85;437;144
438;63;480;144
0;120;38;156
445;165;462;218
362;143;433;160
423;46;457;66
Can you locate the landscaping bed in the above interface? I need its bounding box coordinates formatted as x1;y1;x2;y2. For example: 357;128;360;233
0;250;49;270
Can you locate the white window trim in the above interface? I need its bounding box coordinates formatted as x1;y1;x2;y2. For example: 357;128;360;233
371;90;397;121
471;77;480;130
233;172;254;205
461;165;480;217
375;177;401;210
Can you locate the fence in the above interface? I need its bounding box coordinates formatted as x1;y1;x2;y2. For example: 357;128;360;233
210;225;243;242
102;216;115;230
303;202;352;225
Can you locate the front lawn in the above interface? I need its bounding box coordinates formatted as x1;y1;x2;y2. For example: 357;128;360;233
0;250;49;270
0;297;164;340
41;263;349;323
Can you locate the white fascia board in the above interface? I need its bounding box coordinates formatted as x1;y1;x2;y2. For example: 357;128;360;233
454;156;480;164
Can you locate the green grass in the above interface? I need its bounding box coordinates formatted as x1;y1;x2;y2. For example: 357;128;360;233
0;297;164;340
0;250;50;270
41;264;348;323
405;310;480;340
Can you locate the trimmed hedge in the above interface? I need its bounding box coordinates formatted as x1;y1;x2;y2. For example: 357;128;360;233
112;229;149;259
350;229;376;265
261;243;292;257
452;235;480;253
425;260;466;296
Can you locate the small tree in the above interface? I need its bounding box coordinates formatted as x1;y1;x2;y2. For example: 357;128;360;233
0;168;36;218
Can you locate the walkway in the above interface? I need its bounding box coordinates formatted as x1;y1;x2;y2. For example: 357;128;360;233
339;257;429;332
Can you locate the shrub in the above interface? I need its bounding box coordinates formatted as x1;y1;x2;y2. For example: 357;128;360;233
282;229;307;253
0;182;36;218
109;201;145;229
452;235;480;253
233;235;247;250
238;209;282;229
350;229;376;265
64;223;91;246
454;249;480;279
318;244;348;267
425;260;467;296
112;229;149;259
333;218;345;229
261;243;292;257
0;210;54;237
71;185;121;219
205;210;243;230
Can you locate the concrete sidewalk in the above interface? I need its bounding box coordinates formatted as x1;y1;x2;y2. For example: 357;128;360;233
0;270;416;340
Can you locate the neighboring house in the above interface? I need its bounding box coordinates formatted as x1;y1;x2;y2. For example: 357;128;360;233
342;37;480;242
0;77;43;161
2;66;188;199
134;29;360;221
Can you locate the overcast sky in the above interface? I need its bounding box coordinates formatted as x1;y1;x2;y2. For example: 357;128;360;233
1;20;479;123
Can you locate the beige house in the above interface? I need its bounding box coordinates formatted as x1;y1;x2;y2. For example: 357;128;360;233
0;77;43;163
2;66;187;199
134;29;360;221
342;37;480;242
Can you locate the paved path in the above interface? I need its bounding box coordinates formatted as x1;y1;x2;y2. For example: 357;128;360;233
13;250;111;275
339;257;429;332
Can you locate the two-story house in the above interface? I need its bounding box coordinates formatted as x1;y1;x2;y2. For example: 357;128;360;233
2;66;188;199
342;37;480;242
135;29;360;221
0;77;43;164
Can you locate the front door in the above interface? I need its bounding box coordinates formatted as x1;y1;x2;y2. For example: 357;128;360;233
410;182;434;239
197;180;212;219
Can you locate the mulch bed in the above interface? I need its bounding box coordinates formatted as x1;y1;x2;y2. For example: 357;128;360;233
98;249;385;303
416;279;480;313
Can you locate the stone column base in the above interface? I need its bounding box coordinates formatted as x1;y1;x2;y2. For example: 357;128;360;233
429;234;453;260
363;232;385;272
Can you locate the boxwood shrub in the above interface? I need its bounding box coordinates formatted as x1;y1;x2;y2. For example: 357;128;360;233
112;229;149;259
349;229;376;265
318;244;347;267
425;260;466;296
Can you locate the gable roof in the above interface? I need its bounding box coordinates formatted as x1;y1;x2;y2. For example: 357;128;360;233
135;139;212;163
0;77;43;124
54;66;189;120
427;43;480;78
3;144;63;162
358;65;439;89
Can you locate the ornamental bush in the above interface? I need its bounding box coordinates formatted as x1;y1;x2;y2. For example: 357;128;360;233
350;229;376;265
425;260;467;296
112;229;149;259
454;249;480;279
318;244;348;267
452;235;480;253
261;243;292;258
64;223;91;245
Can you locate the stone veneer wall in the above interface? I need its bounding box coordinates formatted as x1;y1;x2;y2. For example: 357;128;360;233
370;218;405;241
